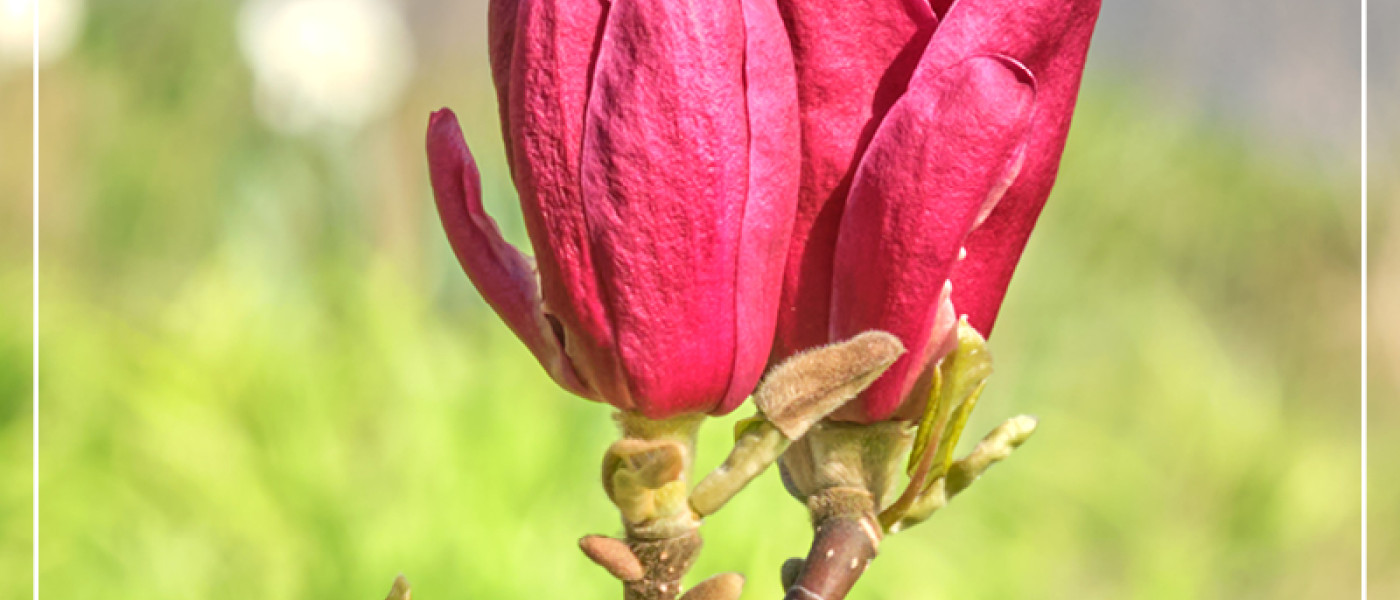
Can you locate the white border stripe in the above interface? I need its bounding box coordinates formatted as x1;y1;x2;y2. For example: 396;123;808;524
1359;0;1369;596
1355;0;1366;593
32;0;41;597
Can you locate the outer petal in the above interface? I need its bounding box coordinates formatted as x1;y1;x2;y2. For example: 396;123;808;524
505;0;630;406
935;0;1102;336
828;55;1036;423
927;0;954;19
426;109;591;398
716;0;802;414
487;0;519;173
580;0;750;418
771;0;937;362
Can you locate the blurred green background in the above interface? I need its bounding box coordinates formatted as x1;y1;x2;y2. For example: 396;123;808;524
1;0;1379;598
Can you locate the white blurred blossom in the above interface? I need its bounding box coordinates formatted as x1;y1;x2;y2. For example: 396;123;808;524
0;0;84;67
238;0;415;135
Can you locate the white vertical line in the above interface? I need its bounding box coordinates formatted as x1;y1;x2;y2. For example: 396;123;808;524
1359;0;1369;597
31;0;40;597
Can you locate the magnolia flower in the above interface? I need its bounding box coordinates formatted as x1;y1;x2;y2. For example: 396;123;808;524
427;0;799;419
773;0;1101;423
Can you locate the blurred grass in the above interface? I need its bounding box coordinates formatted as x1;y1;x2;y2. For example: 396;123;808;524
1;56;34;600
1368;115;1400;597
2;0;1373;598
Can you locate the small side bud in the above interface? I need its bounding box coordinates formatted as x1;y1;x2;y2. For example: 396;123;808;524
689;418;786;517
755;330;905;439
383;575;411;600
887;415;1039;533
679;572;745;600
579;535;646;582
946;415;1037;495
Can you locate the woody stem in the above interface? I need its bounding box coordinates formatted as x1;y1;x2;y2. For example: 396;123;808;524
620;529;702;600
783;487;880;600
584;412;709;600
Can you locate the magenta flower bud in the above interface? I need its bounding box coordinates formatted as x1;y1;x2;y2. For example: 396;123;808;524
770;0;938;363
427;0;800;419
775;0;1100;423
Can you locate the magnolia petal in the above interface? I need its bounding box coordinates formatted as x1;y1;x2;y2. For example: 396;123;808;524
927;0;954;19
426;109;590;397
717;0;802;413
580;0;749;418
923;0;1102;336
771;0;937;362
487;0;519;174
829;55;1036;423
883;282;960;422
506;0;629;405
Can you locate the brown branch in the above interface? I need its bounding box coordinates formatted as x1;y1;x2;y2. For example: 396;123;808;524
782;487;880;600
623;530;703;600
581;531;702;600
